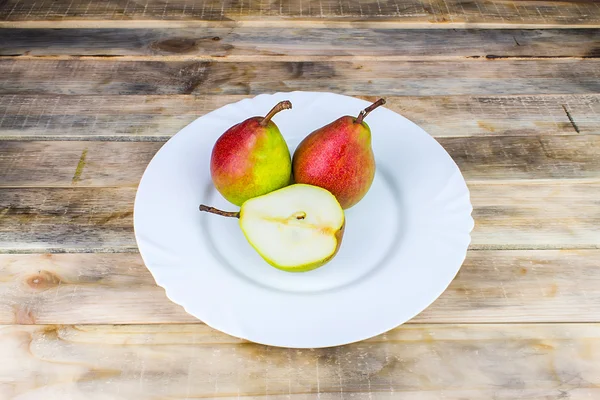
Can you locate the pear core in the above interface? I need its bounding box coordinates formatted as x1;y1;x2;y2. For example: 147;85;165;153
240;184;345;272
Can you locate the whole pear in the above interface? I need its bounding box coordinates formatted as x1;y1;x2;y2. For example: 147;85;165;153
292;99;385;209
210;101;292;206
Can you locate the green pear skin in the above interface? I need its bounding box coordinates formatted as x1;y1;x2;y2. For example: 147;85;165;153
210;101;292;206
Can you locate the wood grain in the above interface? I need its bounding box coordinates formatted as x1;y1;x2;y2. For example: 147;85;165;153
2;0;599;397
471;181;600;249
1;0;599;28
1;181;599;252
2;28;599;59
1;250;599;325
1;59;599;96
0;187;135;252
1;323;600;399
2;136;599;187
1;94;596;140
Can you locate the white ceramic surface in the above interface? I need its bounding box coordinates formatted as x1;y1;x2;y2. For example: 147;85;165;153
134;92;474;348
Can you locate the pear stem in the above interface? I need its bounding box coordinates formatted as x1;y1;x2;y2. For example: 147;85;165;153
260;100;292;126
199;204;240;218
355;98;386;125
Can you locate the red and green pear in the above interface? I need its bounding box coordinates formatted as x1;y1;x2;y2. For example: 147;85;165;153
210;101;292;206
292;99;386;209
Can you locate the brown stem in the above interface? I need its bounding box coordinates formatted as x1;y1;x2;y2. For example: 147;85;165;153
199;204;240;218
260;100;292;126
355;98;386;125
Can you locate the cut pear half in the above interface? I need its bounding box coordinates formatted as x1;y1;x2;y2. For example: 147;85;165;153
200;184;345;273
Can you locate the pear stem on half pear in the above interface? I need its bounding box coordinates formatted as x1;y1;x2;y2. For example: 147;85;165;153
260;100;292;126
199;204;240;218
355;98;386;125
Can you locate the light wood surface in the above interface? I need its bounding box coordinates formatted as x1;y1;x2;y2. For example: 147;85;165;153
1;0;599;398
2;323;600;399
1;250;599;325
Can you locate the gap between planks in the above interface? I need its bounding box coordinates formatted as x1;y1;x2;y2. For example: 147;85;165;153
1;244;599;255
3;21;600;29
1;244;599;254
2;55;599;62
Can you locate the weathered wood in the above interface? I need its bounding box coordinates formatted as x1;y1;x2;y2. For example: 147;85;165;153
2;28;599;58
1;59;599;96
0;188;136;252
0;141;156;187
1;323;600;399
419;250;600;323
1;0;599;28
1;250;599;325
2;136;599;187
1;253;193;324
1;94;595;140
471;182;600;249
1;182;599;252
1;0;598;396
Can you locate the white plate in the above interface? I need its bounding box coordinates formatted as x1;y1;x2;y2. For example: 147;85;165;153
134;92;474;348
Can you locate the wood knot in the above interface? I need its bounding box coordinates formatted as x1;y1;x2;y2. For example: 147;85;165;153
42;325;60;339
14;306;36;324
152;38;199;54
26;270;62;291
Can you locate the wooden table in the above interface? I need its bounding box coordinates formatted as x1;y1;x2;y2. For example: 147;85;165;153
1;1;599;398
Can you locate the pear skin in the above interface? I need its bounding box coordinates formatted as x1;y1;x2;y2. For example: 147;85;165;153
210;101;292;206
199;184;345;273
292;99;385;209
258;222;345;273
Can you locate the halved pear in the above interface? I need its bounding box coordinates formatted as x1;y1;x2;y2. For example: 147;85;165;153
200;184;345;272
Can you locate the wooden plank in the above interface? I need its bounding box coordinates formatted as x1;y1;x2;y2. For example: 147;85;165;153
1;253;194;324
414;250;600;323
2;28;599;58
1;59;599;96
2;136;599;187
0;141;157;187
1;323;600;399
0;182;599;252
0;187;136;252
1;250;599;325
1;94;595;140
471;181;600;249
1;0;599;28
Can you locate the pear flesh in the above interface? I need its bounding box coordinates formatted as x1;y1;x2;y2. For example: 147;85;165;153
200;184;345;273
